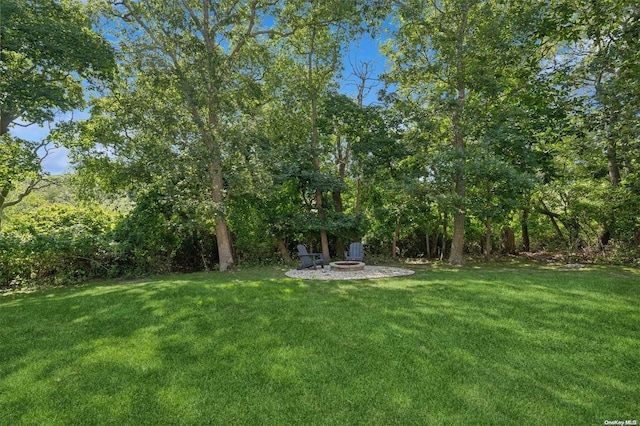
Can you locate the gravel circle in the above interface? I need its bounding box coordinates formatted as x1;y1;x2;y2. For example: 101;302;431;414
285;265;415;280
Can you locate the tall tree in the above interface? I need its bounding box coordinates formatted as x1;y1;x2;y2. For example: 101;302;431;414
529;0;640;251
86;0;287;270
319;92;369;255
383;0;550;265
0;0;114;234
383;0;479;265
273;0;367;260
569;1;640;246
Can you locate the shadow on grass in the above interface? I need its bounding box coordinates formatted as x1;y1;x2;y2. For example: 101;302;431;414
1;266;638;425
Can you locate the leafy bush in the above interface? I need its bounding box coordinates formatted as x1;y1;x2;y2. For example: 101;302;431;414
1;203;115;288
106;189;219;275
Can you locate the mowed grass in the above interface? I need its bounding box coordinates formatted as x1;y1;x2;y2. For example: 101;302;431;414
1;264;639;425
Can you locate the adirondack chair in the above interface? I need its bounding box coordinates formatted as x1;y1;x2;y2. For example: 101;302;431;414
296;244;325;270
345;242;364;262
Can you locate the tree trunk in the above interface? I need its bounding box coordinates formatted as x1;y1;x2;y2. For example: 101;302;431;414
320;227;330;261
333;190;344;213
210;158;234;271
448;149;466;265
484;217;492;258
448;4;468;267
308;27;330;262
392;213;402;259
441;211;448;260
425;227;431;259
214;218;234;271
0;111;16;136
503;227;516;254
430;229;439;258
315;188;331;261
539;200;566;244
607;125;621;187
334;125;349;259
333;190;345;258
197;231;211;271
277;238;292;263
600;134;620;248
449;211;465;265
352;62;371;216
355;176;361;214
521;208;530;252
335;239;345;260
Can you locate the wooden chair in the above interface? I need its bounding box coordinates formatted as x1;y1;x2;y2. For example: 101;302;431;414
345;242;364;262
296;244;325;270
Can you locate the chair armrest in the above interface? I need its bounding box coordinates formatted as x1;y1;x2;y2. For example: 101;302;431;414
299;253;323;260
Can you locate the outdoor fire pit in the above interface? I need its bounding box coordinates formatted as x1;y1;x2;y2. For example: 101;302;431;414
329;261;366;271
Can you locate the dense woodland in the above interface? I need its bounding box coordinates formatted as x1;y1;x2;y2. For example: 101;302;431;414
1;0;639;288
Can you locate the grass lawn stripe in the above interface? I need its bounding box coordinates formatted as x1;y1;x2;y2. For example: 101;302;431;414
0;264;638;425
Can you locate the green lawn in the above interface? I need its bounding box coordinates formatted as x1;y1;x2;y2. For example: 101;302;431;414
1;264;639;425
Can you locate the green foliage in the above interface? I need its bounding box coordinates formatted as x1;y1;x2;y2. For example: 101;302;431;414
0;0;115;129
0;179;224;289
1;201;115;288
521;0;639;251
0;0;115;236
107;190;218;275
3;1;640;285
0;135;42;194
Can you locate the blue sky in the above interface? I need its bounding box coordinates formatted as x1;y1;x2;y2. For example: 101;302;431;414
10;33;386;175
11;119;73;175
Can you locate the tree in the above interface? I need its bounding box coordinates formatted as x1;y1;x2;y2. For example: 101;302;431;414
567;0;640;247
383;0;480;265
81;0;291;271
271;0;369;260
466;151;533;257
350;100;414;257
0;0;114;234
383;0;553;265
318;91;369;255
526;1;640;252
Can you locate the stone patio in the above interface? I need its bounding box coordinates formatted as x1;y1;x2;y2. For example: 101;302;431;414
285;265;415;280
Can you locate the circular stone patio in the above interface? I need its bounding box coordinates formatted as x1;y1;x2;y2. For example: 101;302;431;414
285;265;415;280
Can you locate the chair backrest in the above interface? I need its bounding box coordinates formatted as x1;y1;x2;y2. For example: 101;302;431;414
348;242;364;261
297;244;313;268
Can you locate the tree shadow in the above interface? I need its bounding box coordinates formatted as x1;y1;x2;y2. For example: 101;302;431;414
1;267;638;424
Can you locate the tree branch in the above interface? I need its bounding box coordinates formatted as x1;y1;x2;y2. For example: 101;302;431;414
179;0;202;31
226;1;258;62
1;150;54;209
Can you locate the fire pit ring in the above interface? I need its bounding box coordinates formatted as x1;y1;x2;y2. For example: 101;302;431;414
329;261;366;271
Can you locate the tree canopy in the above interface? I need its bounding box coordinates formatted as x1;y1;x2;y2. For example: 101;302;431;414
0;0;115;235
2;0;639;286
